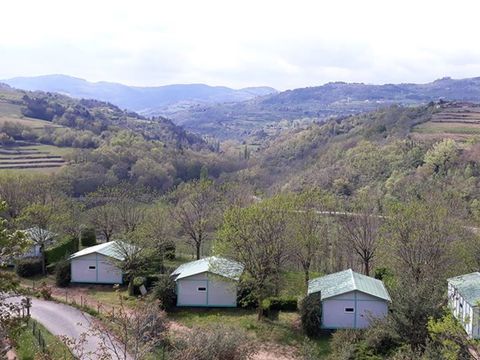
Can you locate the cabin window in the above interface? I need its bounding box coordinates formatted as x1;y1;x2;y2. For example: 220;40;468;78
88;265;96;270
197;287;207;292
344;307;355;313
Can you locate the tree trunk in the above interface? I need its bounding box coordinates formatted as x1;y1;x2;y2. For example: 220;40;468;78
128;277;135;296
257;294;264;321
364;260;370;276
40;244;46;275
304;268;310;293
195;242;201;260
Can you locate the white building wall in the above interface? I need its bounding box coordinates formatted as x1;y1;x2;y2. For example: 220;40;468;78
448;282;478;338
71;253;123;284
321;291;388;329
176;272;238;307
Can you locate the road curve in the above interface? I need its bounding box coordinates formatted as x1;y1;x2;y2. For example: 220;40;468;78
8;296;128;359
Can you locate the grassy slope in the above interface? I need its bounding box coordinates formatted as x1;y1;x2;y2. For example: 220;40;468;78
10;320;74;360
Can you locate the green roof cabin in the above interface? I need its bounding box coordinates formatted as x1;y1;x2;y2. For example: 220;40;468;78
308;269;391;329
448;272;480;338
171;256;244;307
70;241;126;284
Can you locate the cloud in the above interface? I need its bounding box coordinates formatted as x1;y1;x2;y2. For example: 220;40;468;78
1;0;480;89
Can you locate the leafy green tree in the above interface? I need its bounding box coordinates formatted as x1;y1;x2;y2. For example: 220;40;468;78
217;196;289;319
426;311;474;360
424;139;459;176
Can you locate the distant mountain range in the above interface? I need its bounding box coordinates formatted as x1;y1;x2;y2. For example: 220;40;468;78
5;75;480;139
167;76;480;138
2;74;277;117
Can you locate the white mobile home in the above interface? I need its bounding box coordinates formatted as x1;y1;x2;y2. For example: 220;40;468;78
70;241;125;284
171;257;244;307
308;269;391;330
448;272;480;338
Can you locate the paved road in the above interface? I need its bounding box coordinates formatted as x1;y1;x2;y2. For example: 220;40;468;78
8;296;128;359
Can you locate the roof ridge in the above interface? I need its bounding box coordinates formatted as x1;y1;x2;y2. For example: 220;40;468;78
350;269;357;290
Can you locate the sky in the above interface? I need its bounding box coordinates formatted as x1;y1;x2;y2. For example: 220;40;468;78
1;0;480;90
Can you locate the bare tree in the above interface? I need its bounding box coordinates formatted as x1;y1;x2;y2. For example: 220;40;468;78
88;204;119;242
18;203;58;275
287;191;334;289
171;180;219;260
339;211;380;276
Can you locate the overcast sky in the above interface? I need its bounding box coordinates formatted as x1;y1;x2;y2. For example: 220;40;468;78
1;0;480;90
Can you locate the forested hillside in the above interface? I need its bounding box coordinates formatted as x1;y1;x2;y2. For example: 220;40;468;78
236;101;480;221
0;84;243;193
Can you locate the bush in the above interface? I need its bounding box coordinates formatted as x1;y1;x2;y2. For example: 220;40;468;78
300;292;322;337
16;258;43;277
151;275;177;311
80;228;96;247
45;236;76;265
132;276;147;295
263;296;298;311
39;281;52;300
170;324;257;360
165;242;176;260
262;296;298;320
55;259;71;287
236;278;258;309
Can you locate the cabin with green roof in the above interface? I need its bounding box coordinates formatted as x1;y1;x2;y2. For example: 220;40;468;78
70;241;126;284
448;272;480;338
308;269;391;329
171;256;244;307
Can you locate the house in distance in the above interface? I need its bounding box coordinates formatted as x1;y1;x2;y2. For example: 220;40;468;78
70;241;125;284
308;269;391;329
171;256;244;307
448;272;480;339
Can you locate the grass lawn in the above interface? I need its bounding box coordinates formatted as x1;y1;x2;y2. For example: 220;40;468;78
10;320;74;360
170;308;330;357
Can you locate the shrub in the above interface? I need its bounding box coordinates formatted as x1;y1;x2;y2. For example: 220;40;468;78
236;278;258;309
132;276;147;295
39;281;52;300
300;292;322;337
16;258;42;277
45;236;76;265
170;324;257;360
165;242;176;260
80;228;96;247
151;275;177;311
55;259;71;287
262;296;298;320
263;296;298;311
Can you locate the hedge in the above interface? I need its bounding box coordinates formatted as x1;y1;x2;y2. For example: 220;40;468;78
262;296;298;312
300;292;323;337
45;236;76;266
16;258;43;277
80;228;96;247
55;259;71;287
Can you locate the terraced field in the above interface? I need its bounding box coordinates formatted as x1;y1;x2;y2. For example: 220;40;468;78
0;144;69;173
412;102;480;141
